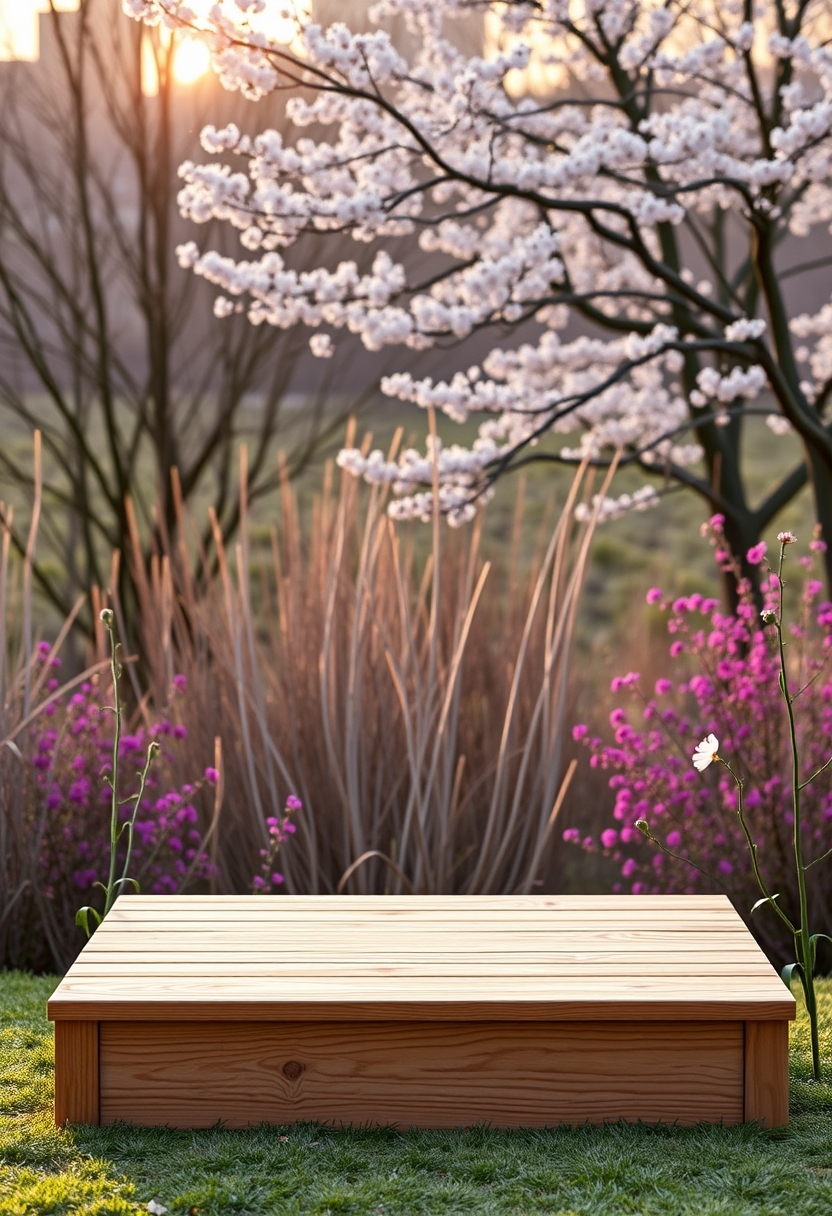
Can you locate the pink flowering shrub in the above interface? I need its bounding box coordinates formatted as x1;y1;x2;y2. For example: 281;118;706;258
18;654;219;966
567;519;832;964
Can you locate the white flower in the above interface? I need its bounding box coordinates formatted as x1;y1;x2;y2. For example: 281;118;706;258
692;734;720;772
147;1203;168;1216
777;530;797;544
309;333;334;358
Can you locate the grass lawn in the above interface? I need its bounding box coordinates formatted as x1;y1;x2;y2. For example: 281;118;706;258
2;975;832;1216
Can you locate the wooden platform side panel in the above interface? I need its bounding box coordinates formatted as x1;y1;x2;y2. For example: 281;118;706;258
99;1019;744;1129
744;1020;789;1127
54;1021;100;1126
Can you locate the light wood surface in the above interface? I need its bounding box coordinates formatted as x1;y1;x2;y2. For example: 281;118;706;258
99;1019;745;1129
49;895;794;1023
744;1020;790;1127
54;1021;99;1126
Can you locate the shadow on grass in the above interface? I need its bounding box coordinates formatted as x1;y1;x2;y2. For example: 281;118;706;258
2;972;832;1215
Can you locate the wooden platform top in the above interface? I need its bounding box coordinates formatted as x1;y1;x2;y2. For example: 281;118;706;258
48;894;795;1023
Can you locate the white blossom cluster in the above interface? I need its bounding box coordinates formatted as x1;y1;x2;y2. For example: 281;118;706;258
126;0;832;523
574;485;660;523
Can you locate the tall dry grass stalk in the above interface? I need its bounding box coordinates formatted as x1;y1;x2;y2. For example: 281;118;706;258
129;430;610;897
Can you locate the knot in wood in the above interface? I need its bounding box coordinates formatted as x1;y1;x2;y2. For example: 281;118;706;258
282;1060;304;1080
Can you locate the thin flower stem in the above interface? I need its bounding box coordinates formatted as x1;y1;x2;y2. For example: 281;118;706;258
805;844;832;871
775;543;821;1080
79;609;158;934
634;822;729;890
118;742;158;897
798;750;832;791
718;758;797;937
102;612;123;918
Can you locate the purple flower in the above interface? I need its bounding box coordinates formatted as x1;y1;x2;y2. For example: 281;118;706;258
204;767;219;785
69;778;91;806
746;542;767;566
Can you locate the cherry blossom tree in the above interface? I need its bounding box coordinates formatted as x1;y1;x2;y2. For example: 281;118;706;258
123;0;832;587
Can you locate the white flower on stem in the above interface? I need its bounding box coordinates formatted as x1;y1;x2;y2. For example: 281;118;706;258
777;530;797;544
692;734;720;772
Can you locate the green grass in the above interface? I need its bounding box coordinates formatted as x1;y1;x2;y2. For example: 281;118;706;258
2;974;832;1215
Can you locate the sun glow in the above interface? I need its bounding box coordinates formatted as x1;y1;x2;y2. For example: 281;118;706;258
173;36;211;85
141;28;213;95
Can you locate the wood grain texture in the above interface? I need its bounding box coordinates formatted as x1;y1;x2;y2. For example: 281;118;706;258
54;1021;99;1126
48;895;795;1025
744;1020;790;1127
99;1019;745;1129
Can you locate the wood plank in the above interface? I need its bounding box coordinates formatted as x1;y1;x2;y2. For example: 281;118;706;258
99;1019;744;1129
81;933;762;950
54;1021;99;1126
67;963;777;979
744;1020;790;1127
49;974;790;998
77;943;768;963
107;895;734;908
89;930;759;947
49;996;795;1025
102;914;749;919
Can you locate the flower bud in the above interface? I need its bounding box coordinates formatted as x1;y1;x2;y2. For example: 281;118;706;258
635;819;650;835
760;608;777;625
99;608;114;627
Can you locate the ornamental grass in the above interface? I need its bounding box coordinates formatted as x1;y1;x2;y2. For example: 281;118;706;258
0;435;604;968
